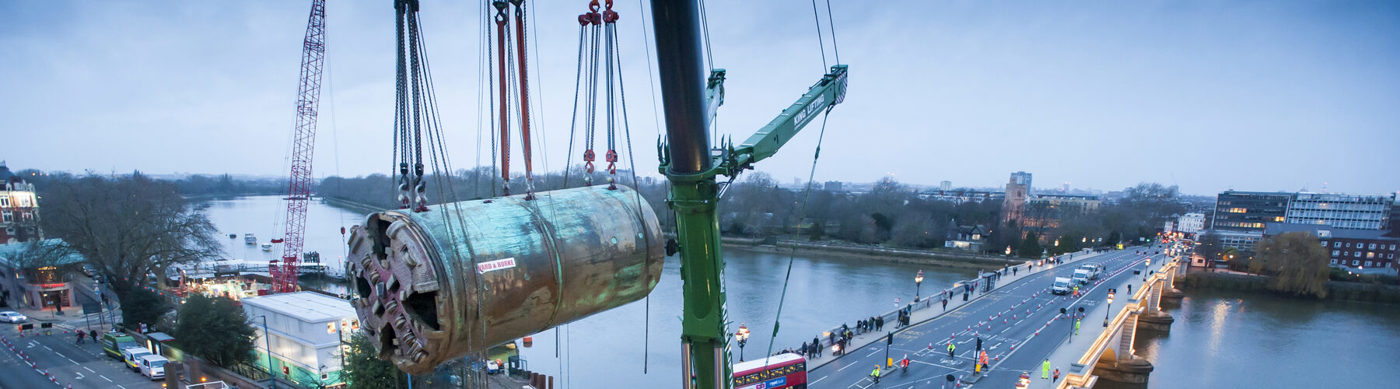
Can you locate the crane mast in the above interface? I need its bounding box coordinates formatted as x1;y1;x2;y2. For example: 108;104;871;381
274;0;327;293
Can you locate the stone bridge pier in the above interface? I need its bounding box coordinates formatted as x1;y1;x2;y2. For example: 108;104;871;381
1093;262;1176;385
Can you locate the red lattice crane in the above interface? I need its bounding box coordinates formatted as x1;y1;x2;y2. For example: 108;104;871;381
272;0;327;293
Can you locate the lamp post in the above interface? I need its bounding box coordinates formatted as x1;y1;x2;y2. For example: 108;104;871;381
914;270;924;302
1104;291;1115;327
736;324;750;362
251;315;278;389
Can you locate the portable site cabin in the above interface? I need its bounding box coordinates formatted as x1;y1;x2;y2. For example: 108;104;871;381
241;291;358;388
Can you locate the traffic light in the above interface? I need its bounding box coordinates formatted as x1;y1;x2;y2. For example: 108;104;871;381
886;333;893;345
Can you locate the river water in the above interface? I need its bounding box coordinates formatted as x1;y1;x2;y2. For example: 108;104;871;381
1099;287;1400;389
198;195;363;293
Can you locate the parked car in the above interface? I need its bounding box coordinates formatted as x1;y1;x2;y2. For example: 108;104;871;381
122;347;152;371
0;311;27;323
139;355;168;380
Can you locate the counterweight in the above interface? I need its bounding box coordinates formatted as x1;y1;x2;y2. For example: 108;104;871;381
274;0;327;293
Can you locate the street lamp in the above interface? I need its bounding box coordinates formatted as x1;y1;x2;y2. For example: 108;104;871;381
1104;290;1115;327
914;270;925;302
735;324;750;362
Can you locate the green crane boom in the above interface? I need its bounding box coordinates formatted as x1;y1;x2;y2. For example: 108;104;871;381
649;1;848;386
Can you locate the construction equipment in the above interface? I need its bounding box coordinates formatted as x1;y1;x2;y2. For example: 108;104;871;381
345;185;665;374
648;0;848;387
272;0;327;293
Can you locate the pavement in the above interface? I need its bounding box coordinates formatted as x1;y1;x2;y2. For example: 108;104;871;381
0;325;162;389
807;245;1168;388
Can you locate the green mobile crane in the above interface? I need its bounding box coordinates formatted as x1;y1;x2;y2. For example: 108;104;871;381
649;1;848;387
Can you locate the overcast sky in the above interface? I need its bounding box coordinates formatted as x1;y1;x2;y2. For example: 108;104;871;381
3;1;1398;196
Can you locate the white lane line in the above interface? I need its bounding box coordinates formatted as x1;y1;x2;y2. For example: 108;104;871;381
100;375;113;382
83;366;96;373
837;362;859;372
811;375;828;385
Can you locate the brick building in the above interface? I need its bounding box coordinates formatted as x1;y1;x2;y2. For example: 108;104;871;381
0;162;43;244
1264;223;1399;274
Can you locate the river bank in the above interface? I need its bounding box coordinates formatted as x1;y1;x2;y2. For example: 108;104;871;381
724;237;1032;270
1177;271;1400;304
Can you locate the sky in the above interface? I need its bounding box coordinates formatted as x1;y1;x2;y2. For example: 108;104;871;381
2;1;1398;197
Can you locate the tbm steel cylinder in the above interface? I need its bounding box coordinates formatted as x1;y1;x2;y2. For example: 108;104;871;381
345;185;664;374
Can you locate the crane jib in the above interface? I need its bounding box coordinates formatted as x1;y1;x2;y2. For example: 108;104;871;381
793;94;827;128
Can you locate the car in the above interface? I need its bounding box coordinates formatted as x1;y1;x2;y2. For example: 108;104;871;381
139;355;168;380
1071;268;1092;286
0;311;27;323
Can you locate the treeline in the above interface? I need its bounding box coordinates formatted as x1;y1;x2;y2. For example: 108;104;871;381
312;167;1187;258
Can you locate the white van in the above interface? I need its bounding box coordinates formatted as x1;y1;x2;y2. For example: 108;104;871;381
1078;264;1101;280
1071;269;1092;285
1052;277;1073;295
122;347;151;371
139;355;168;380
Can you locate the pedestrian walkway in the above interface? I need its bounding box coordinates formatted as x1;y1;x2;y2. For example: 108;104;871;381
807;250;1105;370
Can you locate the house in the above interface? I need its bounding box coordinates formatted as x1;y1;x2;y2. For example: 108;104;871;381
945;224;986;252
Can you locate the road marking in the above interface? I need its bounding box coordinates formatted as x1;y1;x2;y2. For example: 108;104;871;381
75;372;85;380
84;366;95;373
837;362;858;372
811;375;828;385
100;375;113;382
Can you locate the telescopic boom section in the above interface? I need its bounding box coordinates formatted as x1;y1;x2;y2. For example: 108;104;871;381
276;0;326;294
649;1;847;387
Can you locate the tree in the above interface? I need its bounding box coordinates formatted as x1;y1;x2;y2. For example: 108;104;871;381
1017;232;1043;258
344;332;407;388
37;173;221;295
122;286;172;330
1249;232;1330;298
174;294;255;368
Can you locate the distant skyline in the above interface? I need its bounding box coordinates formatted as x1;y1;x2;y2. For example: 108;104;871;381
3;1;1398;197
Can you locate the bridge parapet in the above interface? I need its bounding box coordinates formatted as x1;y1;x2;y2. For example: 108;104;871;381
1058;256;1181;388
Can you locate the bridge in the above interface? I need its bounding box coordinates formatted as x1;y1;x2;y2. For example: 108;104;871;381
804;245;1181;388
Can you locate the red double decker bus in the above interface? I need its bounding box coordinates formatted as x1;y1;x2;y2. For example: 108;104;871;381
733;352;807;389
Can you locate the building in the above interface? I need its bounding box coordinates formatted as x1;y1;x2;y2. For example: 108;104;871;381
0;239;85;310
1285;192;1394;230
1210;191;1292;232
944;224;986;252
939;181;952;191
823;181;843;193
1001;172;1032;228
0;162;42;244
922;189;1004;205
243;292;357;388
1029;194;1100;211
1263;223;1399;274
1177;213;1206;235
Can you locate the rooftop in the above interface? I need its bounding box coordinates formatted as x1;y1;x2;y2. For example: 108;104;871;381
1264;223;1398;241
242;291;355;323
0;239;86;268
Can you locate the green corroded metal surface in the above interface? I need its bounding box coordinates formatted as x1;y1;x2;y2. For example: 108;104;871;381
345;185;664;374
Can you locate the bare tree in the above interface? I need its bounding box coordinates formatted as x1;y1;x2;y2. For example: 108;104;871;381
38;173;221;294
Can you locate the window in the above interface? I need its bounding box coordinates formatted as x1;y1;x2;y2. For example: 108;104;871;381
1366;261;1373;267
1370;243;1378;250
1331;259;1337;264
1367;252;1375;259
1;211;10;223
1345;242;1352;248
1335;242;1342;248
0;197;7;207
1355;252;1362;258
1353;260;1360;266
1332;250;1340;256
1391;244;1397;251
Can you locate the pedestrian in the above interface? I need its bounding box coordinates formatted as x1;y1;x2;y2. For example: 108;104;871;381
1054;367;1061;381
813;336;822;357
801;341;808;357
871;365;881;383
876;316;884;331
1128;284;1132;294
1013;267;1018;276
963;291;969;301
942;297;948;311
76;331;85;344
978;350;988;373
1075;318;1081;335
858;319;864;334
947;342;956;359
1042;358;1051;380
89;329;98;342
